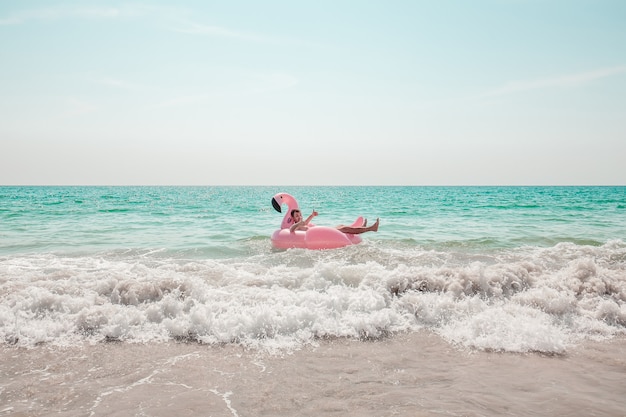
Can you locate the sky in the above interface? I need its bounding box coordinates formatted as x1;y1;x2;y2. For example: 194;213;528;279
1;0;625;185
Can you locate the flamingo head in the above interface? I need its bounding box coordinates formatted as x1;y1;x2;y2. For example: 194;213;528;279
271;193;299;229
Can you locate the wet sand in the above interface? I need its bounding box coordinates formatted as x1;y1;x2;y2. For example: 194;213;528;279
2;332;625;417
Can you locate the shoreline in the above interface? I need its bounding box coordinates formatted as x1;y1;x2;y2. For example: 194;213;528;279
2;332;625;417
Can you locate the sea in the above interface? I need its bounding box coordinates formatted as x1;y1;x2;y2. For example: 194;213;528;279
1;186;625;416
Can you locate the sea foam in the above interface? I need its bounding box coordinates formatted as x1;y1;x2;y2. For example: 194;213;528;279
1;240;625;353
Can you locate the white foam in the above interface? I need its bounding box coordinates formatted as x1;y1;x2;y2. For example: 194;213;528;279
1;240;625;353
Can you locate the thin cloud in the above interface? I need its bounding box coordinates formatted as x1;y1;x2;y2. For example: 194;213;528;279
150;71;298;109
95;77;155;92
173;22;277;43
0;4;189;25
152;94;209;109
172;21;322;47
1;4;319;47
484;65;626;97
410;65;626;111
0;6;128;25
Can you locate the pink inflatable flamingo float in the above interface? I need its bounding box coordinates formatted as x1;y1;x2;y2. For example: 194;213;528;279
270;192;364;249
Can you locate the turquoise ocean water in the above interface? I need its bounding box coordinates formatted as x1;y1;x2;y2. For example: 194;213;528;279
1;186;625;353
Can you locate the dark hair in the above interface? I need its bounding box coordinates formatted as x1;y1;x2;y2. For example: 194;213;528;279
291;209;300;217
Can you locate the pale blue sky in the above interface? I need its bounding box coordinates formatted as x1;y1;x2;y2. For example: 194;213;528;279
1;1;625;185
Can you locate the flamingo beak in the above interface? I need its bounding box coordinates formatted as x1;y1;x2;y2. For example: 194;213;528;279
271;197;282;213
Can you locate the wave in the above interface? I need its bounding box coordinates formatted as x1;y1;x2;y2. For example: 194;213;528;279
1;240;624;353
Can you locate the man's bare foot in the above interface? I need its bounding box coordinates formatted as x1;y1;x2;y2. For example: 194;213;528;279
371;218;379;232
363;218;368;227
